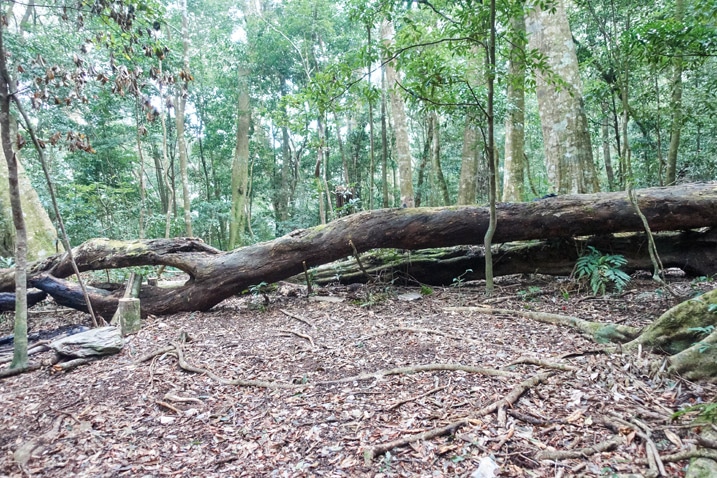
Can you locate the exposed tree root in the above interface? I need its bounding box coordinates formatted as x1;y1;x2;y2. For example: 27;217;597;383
363;371;554;463
277;329;315;348
507;356;577;371
361;326;474;343
535;435;625;460
445;306;640;343
279;308;314;328
139;338;518;391
316;363;517;385
386;385;448;411
0;362;42;378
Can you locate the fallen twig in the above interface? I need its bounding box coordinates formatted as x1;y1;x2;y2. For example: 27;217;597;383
277;328;315;348
134;345;178;363
363;371;554;462
279;308;314;328
386;385;448;411
156;400;182;415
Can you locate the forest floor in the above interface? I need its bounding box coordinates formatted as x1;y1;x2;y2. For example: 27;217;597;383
0;272;716;477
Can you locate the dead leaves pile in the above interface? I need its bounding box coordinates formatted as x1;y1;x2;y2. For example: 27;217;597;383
1;277;716;477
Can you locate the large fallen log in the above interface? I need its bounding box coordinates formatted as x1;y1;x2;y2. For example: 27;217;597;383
309;229;717;285
0;183;715;318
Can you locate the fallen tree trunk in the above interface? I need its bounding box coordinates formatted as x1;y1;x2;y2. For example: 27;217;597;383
0;182;715;318
309;229;717;285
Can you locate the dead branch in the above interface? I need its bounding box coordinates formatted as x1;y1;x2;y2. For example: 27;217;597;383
156;400;182;415
386;385;448;411
52;357;97;372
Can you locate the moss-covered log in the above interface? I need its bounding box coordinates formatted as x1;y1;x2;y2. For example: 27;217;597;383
0;182;715;319
310;229;717;286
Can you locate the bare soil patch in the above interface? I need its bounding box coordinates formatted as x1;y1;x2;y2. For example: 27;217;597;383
1;274;716;477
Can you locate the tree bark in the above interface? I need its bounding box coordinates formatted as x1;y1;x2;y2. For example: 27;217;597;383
309;228;717;286
457;113;479;205
229;66;251;248
381;21;414;208
502;11;526;202
2;183;715;318
527;0;599;194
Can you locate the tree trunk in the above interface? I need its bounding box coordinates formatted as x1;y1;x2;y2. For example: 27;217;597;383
502;12;526;202
381;21;414;208
176;0;192;237
457;113;479;205
526;0;599;194
430;112;450;206
665;0;684;185
5;183;716;319
415;114;432;207
229;66;251;248
0;26;28;369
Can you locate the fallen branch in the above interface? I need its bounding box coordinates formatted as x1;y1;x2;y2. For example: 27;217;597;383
386;385;448;411
363;371;554;462
52;357;97;372
156;400;182;415
445;306;640;343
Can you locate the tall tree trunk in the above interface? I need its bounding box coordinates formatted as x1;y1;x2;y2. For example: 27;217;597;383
665;0;684;185
315;113;327;225
601;102;615;191
0;26;28;369
430;112;450;206
229;66;251;249
381;21;414;208
502;12;526;202
484;0;497;294
457;113;479;205
176;0;192;236
381;65;389;208
526;0;599;194
367;25;376;210
415;114;432;207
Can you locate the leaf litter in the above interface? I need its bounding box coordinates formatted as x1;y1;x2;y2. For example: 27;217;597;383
0;274;715;477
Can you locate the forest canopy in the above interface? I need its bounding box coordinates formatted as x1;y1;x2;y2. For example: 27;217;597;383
0;0;714;257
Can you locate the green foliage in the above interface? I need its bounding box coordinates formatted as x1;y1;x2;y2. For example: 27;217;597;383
575;247;630;295
420;285;434;296
673;401;717;424
451;269;473;289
